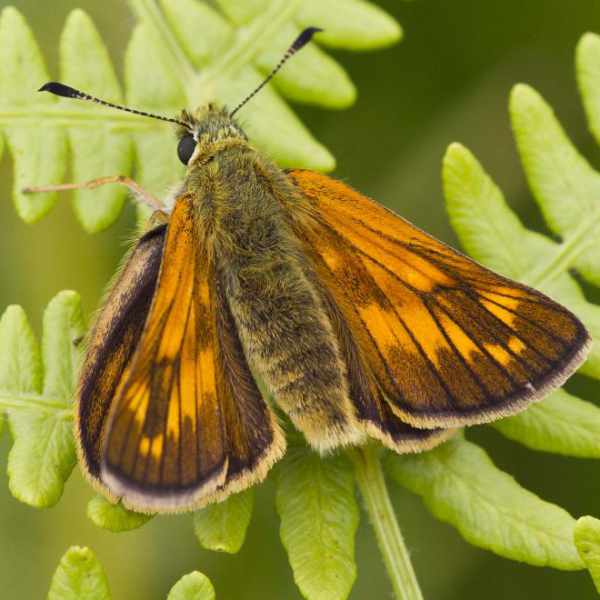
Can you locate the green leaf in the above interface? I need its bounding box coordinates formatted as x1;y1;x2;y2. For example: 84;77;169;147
1;2;402;228
443;141;529;280
276;447;359;600
0;306;41;408
0;7;67;224
59;10;133;233
47;546;111;600
167;571;216;600
387;435;583;570
296;0;402;50
193;489;254;554
577;32;600;148
492;389;600;458
87;495;154;532
575;516;600;594
0;291;82;507
510;83;600;289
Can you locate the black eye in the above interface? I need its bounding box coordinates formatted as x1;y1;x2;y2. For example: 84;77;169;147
177;134;196;165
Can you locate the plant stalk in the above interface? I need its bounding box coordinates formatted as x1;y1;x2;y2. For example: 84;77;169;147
350;446;424;600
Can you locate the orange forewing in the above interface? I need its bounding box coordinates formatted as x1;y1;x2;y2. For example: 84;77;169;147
80;196;284;512
287;170;590;429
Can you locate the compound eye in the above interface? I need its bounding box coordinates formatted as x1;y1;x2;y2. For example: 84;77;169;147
177;134;196;165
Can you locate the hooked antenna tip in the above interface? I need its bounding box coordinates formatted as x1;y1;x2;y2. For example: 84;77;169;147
38;81;81;98
229;26;323;117
292;27;323;52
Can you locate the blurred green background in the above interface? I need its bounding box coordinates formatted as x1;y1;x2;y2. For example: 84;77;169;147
2;0;600;598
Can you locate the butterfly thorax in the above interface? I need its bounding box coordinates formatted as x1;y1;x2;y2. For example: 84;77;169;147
180;137;364;451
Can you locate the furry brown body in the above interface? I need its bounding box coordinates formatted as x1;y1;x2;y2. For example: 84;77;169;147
185;134;360;451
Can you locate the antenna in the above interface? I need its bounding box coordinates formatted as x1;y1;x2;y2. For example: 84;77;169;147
230;26;323;117
39;27;323;124
38;82;188;127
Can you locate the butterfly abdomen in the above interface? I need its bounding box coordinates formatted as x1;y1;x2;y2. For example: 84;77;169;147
208;155;363;452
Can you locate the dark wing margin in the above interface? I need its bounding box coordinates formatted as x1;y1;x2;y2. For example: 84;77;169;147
77;223;166;484
286;169;591;430
85;197;284;513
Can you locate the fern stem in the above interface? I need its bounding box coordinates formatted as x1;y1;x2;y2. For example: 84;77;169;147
351;446;423;600
198;0;301;85
0;394;71;414
127;0;198;101
530;225;595;288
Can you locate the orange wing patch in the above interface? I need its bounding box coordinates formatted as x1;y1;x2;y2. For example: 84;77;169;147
316;275;454;453
94;196;283;512
288;170;590;429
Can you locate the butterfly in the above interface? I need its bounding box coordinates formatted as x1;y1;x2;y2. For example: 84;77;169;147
28;28;590;513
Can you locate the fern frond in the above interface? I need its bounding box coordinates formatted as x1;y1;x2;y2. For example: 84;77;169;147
0;1;400;232
0;291;82;507
388;434;583;570
6;8;600;599
386;32;600;575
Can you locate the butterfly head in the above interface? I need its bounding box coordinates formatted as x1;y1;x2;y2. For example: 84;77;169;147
175;105;248;167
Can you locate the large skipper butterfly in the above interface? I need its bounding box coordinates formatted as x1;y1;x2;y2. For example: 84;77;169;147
26;28;590;513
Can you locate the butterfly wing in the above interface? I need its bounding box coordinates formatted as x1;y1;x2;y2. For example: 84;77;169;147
287;170;591;429
77;222;166;483
316;268;454;452
79;196;284;512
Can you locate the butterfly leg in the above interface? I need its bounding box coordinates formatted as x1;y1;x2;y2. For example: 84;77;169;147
22;175;163;211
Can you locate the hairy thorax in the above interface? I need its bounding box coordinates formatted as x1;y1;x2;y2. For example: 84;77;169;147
183;146;363;451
